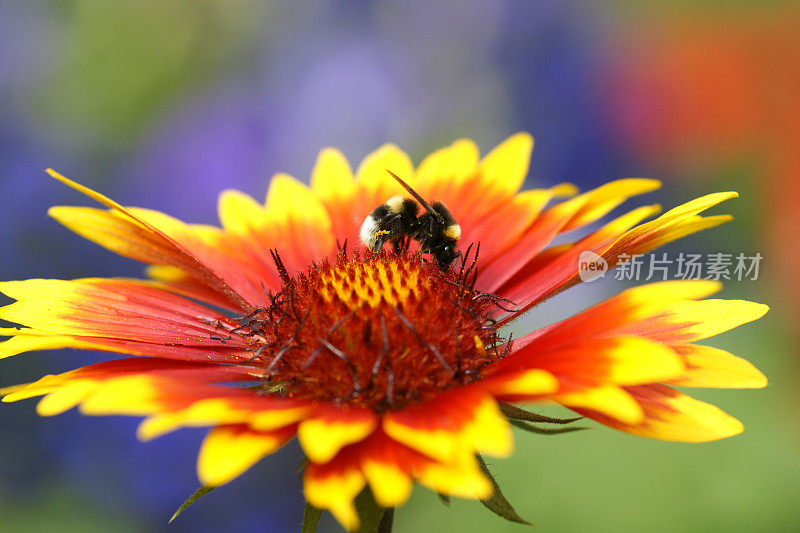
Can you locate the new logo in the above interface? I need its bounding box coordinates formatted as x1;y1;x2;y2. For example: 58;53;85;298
577;251;608;282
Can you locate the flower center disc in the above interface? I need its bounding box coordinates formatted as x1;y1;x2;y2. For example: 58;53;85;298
245;251;504;411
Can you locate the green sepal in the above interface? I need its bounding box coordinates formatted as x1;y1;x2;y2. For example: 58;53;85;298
509;418;590;435
476;454;531;525
354;487;391;533
499;402;583;424
301;502;323;533
169;484;216;524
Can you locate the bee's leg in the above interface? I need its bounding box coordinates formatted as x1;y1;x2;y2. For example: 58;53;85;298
394;234;411;253
382;215;407;254
375;220;403;254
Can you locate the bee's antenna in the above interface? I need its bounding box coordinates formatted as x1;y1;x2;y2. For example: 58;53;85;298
385;169;443;221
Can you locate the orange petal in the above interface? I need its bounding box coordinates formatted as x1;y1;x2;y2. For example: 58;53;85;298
477;132;534;198
413;451;493;500
6;373;169;417
480;178;659;295
620;214;732;256
356;431;417;508
383;391;512;463
556;386;644;425
605;192;739;263
0;328;99;360
462;185;576;268
144;266;243;311
490;191;736;316
616;298;769;344
310;147;358;242
354;144;415;220
415;138;480;196
261;173;337;274
478;194;591;292
512;280;724;352
666;344;767;388
304;460;365;531
416;138;518;230
137;397;310;441
218;189;268;235
0;278;252;363
482;368;559;400
47;170;255;310
297;406;378;463
2;358;249;406
497;336;684;388
560;178;661;232
578;384;744;442
361;457;414;508
1;359;307;438
198;424;296;486
494;203;661;318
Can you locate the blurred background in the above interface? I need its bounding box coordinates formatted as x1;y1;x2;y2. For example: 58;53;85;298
1;1;798;531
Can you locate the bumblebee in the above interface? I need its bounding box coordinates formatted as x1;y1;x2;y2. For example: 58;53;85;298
360;170;461;269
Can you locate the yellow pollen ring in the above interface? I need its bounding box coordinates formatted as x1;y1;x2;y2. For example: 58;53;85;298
319;261;421;309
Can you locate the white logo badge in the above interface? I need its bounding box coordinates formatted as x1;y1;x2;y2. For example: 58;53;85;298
577;251;608;282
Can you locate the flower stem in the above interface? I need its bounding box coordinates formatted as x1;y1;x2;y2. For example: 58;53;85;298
378;508;394;533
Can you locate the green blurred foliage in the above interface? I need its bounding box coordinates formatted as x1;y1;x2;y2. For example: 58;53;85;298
0;486;145;533
31;0;263;148
398;322;800;532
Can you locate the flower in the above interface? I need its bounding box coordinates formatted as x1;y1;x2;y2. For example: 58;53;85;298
0;134;767;530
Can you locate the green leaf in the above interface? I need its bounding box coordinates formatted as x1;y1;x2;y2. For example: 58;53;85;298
169;484;215;524
476;455;531;525
301;502;323;533
499;402;583;424
509;418;590;435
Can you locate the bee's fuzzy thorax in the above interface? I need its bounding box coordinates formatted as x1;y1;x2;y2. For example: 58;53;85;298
385;195;404;213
